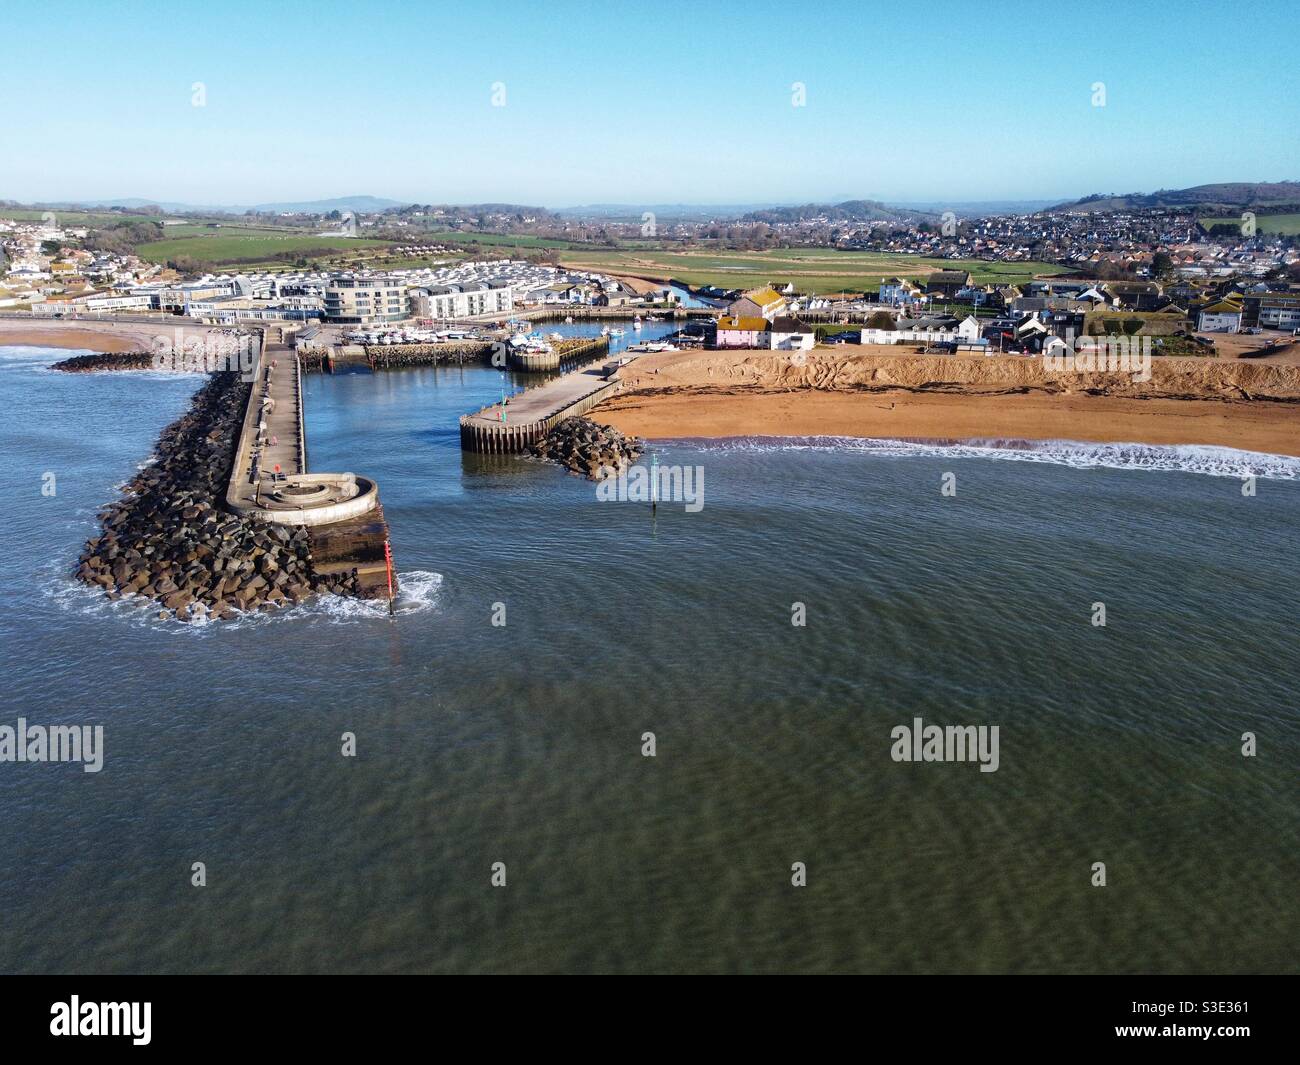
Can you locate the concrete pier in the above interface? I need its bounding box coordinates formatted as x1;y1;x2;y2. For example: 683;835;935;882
223;336;396;600
460;359;633;453
225;339;379;527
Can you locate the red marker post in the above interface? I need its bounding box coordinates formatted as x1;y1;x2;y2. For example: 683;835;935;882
383;539;395;616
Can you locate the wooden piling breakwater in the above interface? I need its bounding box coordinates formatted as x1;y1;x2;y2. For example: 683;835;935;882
509;335;610;373
554;336;609;369
508;349;561;372
297;348;329;373
364;341;493;369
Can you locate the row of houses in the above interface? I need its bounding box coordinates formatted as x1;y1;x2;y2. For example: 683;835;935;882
858;315;982;346
713;287;816;350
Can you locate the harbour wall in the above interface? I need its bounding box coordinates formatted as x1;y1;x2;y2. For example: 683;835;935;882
460;378;623;453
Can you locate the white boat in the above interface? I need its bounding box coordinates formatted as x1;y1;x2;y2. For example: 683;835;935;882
600;326;611;335
563;315;573;324
633;317;643;330
508;332;552;353
608;328;625;337
547;332;563;341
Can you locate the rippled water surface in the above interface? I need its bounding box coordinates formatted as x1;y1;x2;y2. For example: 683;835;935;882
1;345;1296;973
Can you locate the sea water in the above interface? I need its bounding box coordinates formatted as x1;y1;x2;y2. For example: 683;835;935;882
1;344;1296;973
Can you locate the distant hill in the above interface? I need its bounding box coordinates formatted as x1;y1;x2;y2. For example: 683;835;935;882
556;203;783;221
399;203;554;217
741;199;938;224
1049;181;1300;213
890;199;1061;215
31;195;406;215
250;195;405;214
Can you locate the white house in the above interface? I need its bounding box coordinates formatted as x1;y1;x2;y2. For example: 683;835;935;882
878;277;922;306
767;316;816;350
1197;301;1243;333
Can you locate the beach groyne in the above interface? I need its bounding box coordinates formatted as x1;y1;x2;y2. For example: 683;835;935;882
51;351;157;372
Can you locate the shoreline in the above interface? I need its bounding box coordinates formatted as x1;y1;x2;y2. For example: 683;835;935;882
597;348;1300;458
0;320;153;353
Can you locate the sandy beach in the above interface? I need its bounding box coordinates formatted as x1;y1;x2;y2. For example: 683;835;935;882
0;318;161;353
598;347;1300;457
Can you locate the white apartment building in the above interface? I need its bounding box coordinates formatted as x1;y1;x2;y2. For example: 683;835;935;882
324;275;410;323
410;281;513;319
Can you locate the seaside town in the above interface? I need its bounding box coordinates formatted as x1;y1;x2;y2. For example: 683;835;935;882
3;198;1298;362
4;0;1299;1005
5;183;1296;623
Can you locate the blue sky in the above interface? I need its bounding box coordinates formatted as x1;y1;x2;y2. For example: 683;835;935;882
4;0;1297;208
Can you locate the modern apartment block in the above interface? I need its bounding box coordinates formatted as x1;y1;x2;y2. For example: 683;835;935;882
323;275;410;323
409;281;514;319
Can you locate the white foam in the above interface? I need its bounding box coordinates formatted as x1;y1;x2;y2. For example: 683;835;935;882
42;567;444;632
0;344;73;371
676;436;1300;481
0;345;205;380
301;569;444;624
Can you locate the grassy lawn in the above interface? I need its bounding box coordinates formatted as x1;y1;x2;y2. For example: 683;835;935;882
1201;213;1300;236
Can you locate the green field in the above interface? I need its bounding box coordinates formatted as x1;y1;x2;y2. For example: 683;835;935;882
429;231;671;254
554;246;1067;294
427;230;583;250
1202;213;1300;236
0;208;167;225
136;229;391;265
146;222;301;238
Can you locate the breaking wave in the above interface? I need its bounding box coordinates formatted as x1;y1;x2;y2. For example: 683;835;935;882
673;436;1300;480
42;567;444;632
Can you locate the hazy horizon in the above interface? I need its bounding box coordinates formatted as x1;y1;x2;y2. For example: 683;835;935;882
3;0;1298;206
1;193;1079;212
